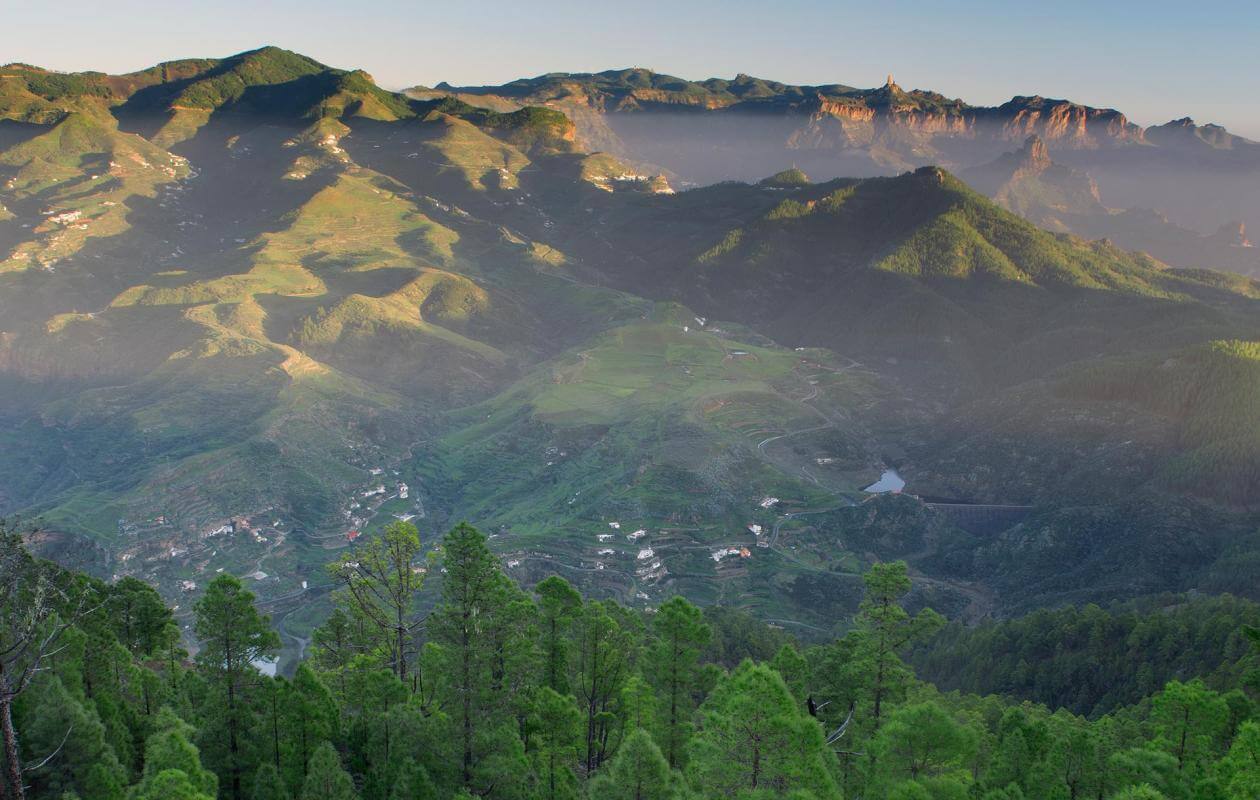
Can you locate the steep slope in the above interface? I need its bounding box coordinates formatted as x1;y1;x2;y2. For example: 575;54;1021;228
557;166;1259;399
965;137;1260;277
0;109;189;273
0;59;650;614
961;135;1105;229
443;71;1146;175
1;49;1258;634
444;70;1260;254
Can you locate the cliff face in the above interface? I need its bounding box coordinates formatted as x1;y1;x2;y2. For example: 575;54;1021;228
962;135;1104;229
620;89;729;110
442;69;1259;240
1012;134;1053;176
469;74;1149;152
1207;221;1253;248
794;95;1140;149
963;137;1260;278
990;97;1144;147
813;98;876;123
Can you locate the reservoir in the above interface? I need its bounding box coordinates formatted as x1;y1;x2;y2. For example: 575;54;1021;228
863;468;906;493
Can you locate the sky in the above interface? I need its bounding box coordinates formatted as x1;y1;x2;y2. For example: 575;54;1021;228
7;0;1260;139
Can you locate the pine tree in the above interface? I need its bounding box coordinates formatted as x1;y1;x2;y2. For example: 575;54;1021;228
528;687;581;800
984;708;1049;794
1150;679;1229;778
300;742;357;800
132;768;217;800
309;608;359;703
388;760;437;800
620;674;659;734
643;596;710;769
873;702;976;784
253;762;290;800
106;576;177;657
328;521;425;682
281;664;338;793
14;675;127;800
1;525;95;800
687;661;840;800
135;719;219;798
1217;721;1260;799
572;599;634;772
427;523;529;793
535;577;581;695
587;728;676;800
1107;748;1187;800
853;562;943;727
1039;710;1107;800
194;574;280;800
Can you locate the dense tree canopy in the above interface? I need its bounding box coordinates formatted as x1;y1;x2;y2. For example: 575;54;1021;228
4;523;1260;800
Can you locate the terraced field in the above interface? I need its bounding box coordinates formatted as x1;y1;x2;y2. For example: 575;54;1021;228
3;48;1259;660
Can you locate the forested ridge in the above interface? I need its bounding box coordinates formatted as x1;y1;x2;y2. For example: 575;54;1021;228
3;519;1260;800
910;595;1260;717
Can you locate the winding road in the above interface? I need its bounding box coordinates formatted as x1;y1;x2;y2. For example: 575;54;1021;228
749;355;997;623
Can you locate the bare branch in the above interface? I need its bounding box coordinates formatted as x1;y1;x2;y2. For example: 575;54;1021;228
825;703;856;745
23;725;73;773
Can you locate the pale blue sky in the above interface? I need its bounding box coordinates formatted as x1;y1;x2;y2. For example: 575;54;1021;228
8;0;1260;138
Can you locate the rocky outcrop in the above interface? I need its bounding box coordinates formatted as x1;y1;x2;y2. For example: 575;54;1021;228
1014;134;1053;175
1147;117;1254;151
1207;220;1253;248
812;98;877;124
987;96;1145;147
622;89;729;110
962;136;1104;227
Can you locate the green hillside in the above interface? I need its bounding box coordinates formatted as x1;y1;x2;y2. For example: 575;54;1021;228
1057;339;1260;506
1;48;1258;635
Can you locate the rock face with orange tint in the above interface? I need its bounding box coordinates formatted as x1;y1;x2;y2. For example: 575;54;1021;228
991;96;1144;147
449;70;1152;158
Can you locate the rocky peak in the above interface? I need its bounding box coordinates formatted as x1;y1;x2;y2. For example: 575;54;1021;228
1144;116;1250;150
1018;135;1052;171
1208;221;1253;248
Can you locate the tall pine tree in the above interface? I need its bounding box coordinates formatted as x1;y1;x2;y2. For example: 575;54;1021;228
194;574;280;800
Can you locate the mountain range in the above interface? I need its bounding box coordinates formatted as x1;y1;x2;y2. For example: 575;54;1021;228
428;69;1260;239
1;47;1257;663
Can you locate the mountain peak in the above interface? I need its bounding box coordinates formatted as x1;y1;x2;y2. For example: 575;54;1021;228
1018;135;1051;170
1146;116;1253;150
1208;220;1253;248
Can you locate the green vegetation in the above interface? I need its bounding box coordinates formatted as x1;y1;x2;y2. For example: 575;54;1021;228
910;594;1260;717
1055;340;1260;506
6;525;1260;800
419;112;533;189
760;167;811;187
0;110;187;272
158;47;328;112
2;46;1260;678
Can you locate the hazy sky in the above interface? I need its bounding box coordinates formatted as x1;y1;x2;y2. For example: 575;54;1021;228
8;0;1260;139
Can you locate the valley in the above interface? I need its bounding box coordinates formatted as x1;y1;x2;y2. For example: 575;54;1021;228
1;48;1258;671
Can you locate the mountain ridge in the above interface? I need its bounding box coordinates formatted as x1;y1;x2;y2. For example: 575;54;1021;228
1;46;1258;643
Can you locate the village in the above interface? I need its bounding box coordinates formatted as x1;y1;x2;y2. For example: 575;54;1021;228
102;450;426;625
